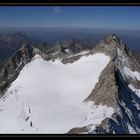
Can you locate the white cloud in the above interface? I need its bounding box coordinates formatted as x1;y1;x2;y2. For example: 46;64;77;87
53;6;62;14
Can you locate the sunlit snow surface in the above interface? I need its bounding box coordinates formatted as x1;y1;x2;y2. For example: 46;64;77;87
0;53;114;134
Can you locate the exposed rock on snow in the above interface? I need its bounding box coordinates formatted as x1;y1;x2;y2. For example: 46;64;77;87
0;50;113;133
0;33;140;134
0;44;35;95
67;34;140;134
82;34;140;134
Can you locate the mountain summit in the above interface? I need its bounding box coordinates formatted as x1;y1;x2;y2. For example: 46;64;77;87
0;34;140;134
68;34;140;134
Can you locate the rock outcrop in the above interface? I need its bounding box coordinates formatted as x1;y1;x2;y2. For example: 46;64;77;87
68;34;140;134
1;33;140;134
0;44;35;96
85;34;140;108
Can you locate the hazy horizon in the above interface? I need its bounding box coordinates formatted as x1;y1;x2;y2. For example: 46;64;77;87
0;6;140;30
0;26;140;52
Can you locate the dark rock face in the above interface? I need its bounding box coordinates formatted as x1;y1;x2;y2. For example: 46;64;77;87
0;38;93;96
1;33;140;134
90;34;140;134
60;39;89;54
85;34;140;108
67;34;140;134
0;44;35;96
93;70;140;134
67;126;90;134
34;39;92;64
85;61;119;108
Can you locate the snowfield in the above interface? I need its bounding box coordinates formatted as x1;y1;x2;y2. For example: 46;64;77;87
0;53;114;133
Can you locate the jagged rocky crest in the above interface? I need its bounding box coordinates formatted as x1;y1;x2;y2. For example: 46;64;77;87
68;34;140;134
0;33;140;134
0;39;92;95
34;39;92;64
91;37;140;134
0;44;35;95
85;34;140;107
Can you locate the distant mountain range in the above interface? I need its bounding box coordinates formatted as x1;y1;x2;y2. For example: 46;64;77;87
0;32;39;62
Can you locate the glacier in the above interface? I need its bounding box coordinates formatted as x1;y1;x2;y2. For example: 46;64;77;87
0;52;114;133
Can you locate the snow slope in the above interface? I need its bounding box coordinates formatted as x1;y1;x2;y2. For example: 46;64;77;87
123;66;140;81
0;53;113;133
67;50;89;58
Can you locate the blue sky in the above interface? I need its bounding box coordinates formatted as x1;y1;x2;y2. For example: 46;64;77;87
0;6;140;30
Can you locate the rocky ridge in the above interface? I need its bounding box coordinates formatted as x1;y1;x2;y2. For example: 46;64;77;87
68;34;140;134
0;44;35;96
0;33;140;134
0;39;93;96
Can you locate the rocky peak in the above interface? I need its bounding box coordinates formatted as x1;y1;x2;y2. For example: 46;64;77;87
86;33;140;107
104;33;120;43
0;33;140;134
0;43;35;95
10;43;34;62
67;34;140;134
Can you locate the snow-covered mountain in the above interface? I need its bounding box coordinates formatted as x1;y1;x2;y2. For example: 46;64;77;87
0;34;140;134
